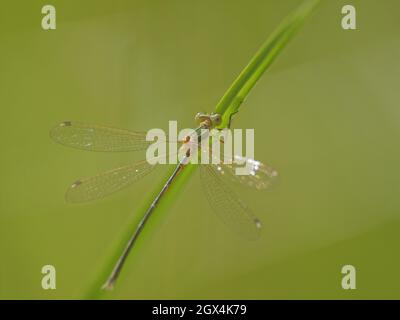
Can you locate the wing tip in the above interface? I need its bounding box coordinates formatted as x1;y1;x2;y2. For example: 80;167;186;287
254;218;262;229
64;180;85;204
49;121;73;141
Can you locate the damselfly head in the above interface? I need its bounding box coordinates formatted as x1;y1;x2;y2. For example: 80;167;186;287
195;112;222;128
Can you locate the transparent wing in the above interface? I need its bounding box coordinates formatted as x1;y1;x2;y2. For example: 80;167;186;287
66;160;157;203
202;142;278;190
50;121;170;152
207;152;279;190
203;132;278;189
200;164;262;240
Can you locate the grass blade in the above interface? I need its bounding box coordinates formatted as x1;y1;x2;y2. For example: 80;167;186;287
215;0;321;128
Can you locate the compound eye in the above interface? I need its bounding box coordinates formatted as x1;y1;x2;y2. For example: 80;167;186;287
214;114;221;125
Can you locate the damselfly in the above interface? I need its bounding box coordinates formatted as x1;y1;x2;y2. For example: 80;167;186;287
50;113;278;289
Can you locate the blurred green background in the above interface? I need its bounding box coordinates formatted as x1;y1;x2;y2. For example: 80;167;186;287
1;0;400;299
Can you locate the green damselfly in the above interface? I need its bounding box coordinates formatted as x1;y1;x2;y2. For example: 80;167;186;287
50;113;278;289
